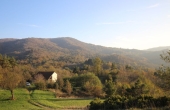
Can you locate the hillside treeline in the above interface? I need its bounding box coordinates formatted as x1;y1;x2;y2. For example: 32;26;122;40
0;52;170;109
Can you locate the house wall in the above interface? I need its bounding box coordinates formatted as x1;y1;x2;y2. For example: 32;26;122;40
51;72;57;82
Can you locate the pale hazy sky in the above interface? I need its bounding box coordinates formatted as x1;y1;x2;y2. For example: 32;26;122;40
0;0;170;50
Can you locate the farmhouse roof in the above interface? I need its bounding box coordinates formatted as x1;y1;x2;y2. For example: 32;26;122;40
37;71;55;80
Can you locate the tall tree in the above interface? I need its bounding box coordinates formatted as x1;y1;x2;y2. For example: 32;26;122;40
57;77;64;90
104;80;116;97
93;57;102;75
65;80;72;96
0;55;17;68
1;55;11;68
9;57;17;68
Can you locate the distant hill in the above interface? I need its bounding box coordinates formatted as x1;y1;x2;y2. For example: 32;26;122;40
0;37;168;67
146;46;170;51
0;38;17;43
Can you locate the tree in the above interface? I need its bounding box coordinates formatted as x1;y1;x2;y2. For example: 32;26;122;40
0;67;2;82
82;73;103;97
0;68;22;100
34;74;46;90
125;79;148;97
73;66;80;73
156;50;170;89
160;50;170;63
57;77;64;90
0;55;20;100
104;80;116;97
1;55;11;68
0;54;17;68
70;73;103;97
65;80;72;96
109;69;118;83
111;63;118;70
93;57;102;75
9;57;17;68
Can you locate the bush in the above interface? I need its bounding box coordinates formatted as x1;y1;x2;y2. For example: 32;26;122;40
47;82;55;89
104;95;128;109
89;95;170;109
26;85;36;93
70;73;103;97
33;74;46;90
89;98;103;110
128;96;170;108
154;96;170;107
34;82;46;90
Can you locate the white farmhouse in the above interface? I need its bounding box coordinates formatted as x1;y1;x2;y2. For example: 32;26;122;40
37;71;57;82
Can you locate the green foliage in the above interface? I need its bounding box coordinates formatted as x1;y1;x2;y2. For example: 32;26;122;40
109;70;118;82
89;98;103;110
70;73;103;97
0;67;22;100
104;80;116;97
47;82;56;89
64;80;72;96
34;82;46;90
125;79;148;97
93;57;102;74
73;66;80;73
56;77;64;90
89;95;170;109
125;64;133;70
0;54;17;68
128;95;170;109
104;95;128;109
26;85;36;94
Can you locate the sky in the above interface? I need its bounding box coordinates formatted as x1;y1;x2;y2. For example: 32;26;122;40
0;0;170;50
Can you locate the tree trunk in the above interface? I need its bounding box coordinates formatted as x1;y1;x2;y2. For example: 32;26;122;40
10;90;14;100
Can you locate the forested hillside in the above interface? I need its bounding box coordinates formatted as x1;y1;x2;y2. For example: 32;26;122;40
0;37;166;67
1;37;170;109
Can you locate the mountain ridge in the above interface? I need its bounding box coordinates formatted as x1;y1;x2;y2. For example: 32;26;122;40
0;37;167;67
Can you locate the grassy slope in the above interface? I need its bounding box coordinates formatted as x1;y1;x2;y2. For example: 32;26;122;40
31;90;92;109
0;89;93;110
0;89;40;110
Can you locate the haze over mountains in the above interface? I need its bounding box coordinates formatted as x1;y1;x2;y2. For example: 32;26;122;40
146;46;170;51
0;37;168;68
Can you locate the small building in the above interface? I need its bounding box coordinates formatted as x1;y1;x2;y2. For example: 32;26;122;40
37;71;57;82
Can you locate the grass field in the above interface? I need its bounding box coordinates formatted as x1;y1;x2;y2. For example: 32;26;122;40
0;88;93;110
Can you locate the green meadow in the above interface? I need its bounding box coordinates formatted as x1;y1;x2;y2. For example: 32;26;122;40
0;89;93;110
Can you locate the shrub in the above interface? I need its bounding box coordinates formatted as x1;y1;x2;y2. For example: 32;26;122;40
104;95;128;109
89;98;103;110
33;74;46;90
47;82;55;89
34;82;46;90
89;95;170;109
